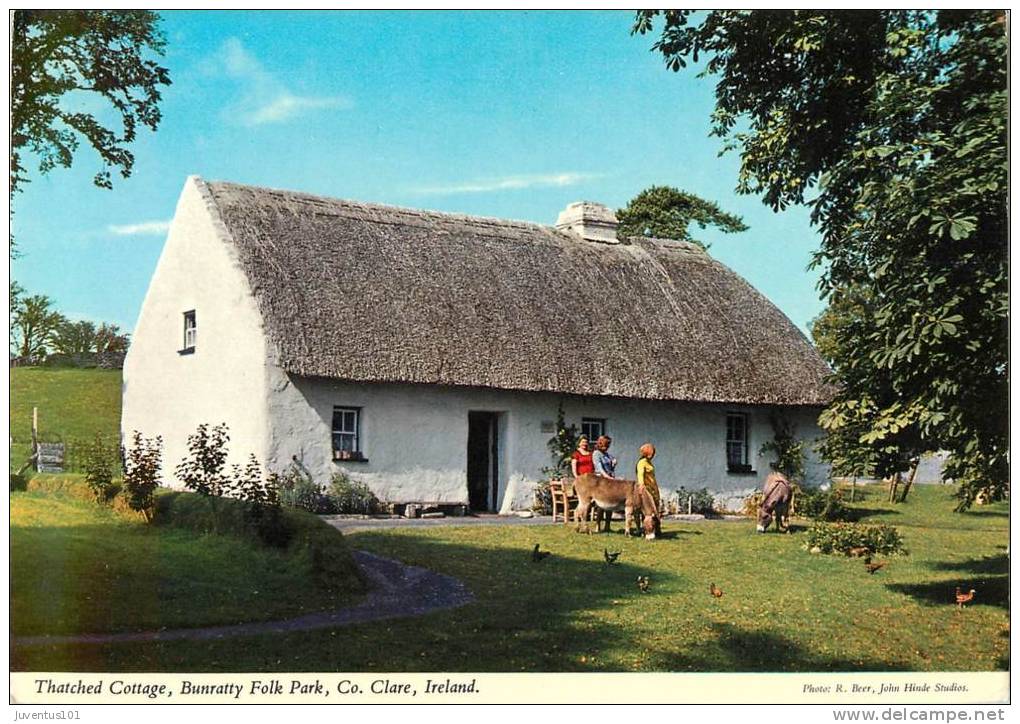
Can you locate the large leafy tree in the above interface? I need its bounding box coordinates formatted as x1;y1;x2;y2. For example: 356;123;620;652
617;185;748;248
11;10;171;194
636;10;1007;509
12;294;66;360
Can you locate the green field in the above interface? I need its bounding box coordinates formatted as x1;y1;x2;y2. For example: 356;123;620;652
10;367;122;470
11;484;1008;673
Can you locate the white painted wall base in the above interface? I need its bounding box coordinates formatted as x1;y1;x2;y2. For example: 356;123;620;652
266;372;828;513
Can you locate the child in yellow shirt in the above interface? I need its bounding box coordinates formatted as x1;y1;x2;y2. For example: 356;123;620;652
636;443;662;537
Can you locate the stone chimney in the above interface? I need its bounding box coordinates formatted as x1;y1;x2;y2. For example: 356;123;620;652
555;201;619;244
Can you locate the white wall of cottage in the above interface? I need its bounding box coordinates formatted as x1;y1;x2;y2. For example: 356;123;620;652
265;373;828;513
122;177;273;482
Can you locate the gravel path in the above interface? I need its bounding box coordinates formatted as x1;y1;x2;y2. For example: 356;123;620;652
12;550;474;648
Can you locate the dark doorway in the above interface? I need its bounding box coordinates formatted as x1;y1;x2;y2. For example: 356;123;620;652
467;411;499;512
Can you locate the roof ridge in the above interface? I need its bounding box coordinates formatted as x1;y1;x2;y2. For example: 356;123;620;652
206;179;556;233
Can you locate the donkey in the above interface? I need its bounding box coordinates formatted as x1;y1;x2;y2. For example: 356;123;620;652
573;474;658;539
757;471;792;533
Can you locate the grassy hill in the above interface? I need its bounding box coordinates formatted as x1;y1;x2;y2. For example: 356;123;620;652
9;367;122;471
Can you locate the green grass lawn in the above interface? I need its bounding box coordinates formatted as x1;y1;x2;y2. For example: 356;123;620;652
10;367;122;470
10;489;361;638
11;483;1007;673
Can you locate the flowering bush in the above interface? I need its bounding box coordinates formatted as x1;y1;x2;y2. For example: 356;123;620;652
326;472;379;514
797;487;852;521
671;487;716;516
805;521;906;556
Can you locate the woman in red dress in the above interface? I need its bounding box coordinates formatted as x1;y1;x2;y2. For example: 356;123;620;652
570;436;595;478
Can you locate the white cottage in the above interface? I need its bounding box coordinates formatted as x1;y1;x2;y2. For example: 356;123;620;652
122;176;834;513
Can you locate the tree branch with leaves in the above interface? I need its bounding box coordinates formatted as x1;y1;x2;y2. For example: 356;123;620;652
11;10;171;194
636;10;1007;510
617;185;748;249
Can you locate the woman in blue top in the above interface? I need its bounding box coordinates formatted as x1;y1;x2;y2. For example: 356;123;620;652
592;435;617;478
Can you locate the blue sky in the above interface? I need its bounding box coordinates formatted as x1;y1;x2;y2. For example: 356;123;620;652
12;10;825;334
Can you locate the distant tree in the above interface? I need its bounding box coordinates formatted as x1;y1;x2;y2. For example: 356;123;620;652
11;10;171;194
10;281;24;310
636;10;1007;510
616;185;748;248
95;322;130;354
9;281;25;350
12;294;65;360
51;319;97;356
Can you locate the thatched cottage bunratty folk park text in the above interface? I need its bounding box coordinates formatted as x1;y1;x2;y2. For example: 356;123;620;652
122;177;834;512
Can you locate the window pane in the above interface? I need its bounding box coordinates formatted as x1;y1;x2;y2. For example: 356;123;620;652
581;418;605;441
332;407;360;453
726;414;748;467
183;311;196;349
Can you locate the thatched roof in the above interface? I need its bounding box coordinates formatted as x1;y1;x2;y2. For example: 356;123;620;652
202;178;833;406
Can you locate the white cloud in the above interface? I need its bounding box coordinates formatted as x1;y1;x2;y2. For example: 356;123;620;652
414;172;603;195
217;38;351;126
107;220;171;236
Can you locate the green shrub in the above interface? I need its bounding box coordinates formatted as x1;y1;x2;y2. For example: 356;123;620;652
805;521;907;556
82;434;117;503
122;431;163;522
672;487;716;516
326;472;380;514
10;471;29;492
277;464;335;514
544;402;579;477
56;435;121;475
175;423;231;497
759;411;806;481
797;487;852;521
230;456;290;549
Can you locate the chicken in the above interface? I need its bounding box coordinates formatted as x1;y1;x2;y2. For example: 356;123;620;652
637;576;651;593
709;583;723;598
531;543;551;562
955;587;976;608
848;546;871;558
604;549;621;565
865;560;886;575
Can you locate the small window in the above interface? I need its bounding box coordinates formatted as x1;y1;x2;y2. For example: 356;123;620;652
581;417;606;442
182;310;196;353
726;413;751;472
332;406;363;461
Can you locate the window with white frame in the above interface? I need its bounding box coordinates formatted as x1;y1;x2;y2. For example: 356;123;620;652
581;417;606;442
182;310;196;352
332;407;362;460
726;412;751;472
